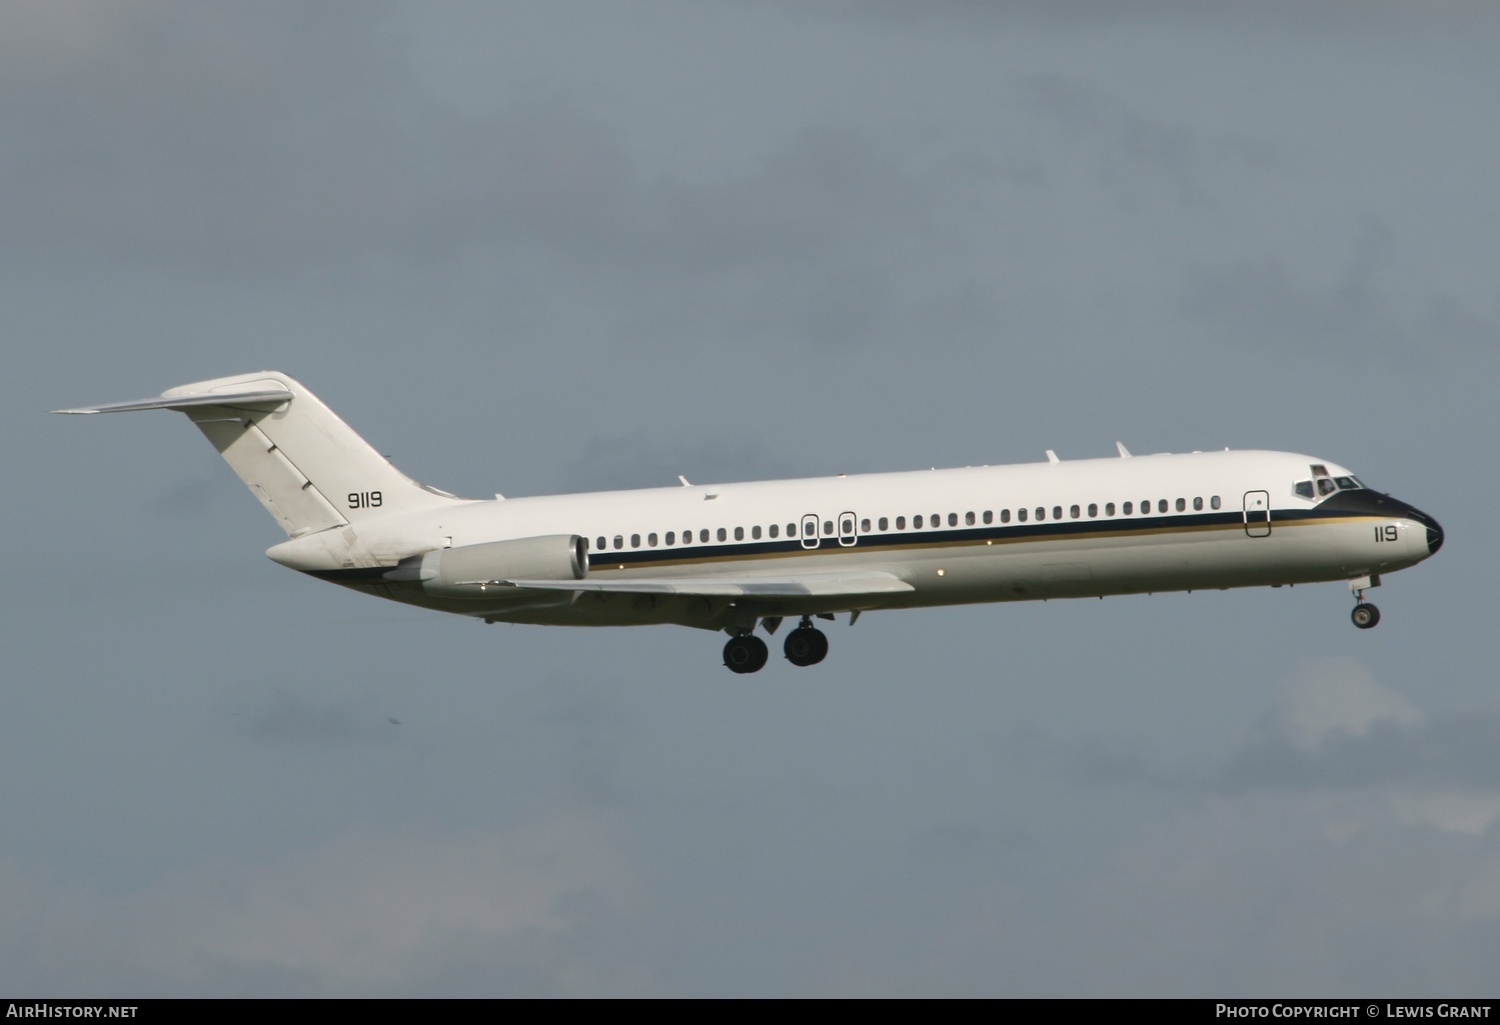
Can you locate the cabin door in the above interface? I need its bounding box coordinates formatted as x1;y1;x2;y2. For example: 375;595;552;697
838;511;858;547
800;513;821;549
1243;491;1271;538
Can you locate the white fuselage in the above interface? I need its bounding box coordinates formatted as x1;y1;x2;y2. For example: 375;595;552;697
312;448;1438;631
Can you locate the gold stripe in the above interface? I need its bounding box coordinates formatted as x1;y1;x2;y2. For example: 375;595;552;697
590;514;1393;573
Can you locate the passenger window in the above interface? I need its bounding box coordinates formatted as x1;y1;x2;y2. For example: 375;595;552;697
1193;497;1203;511
948;513;958;527
1158;499;1168;514
769;524;779;538
613;536;624;550
1036;507;1046;521
1017;508;1028;522
665;531;675;546
1088;504;1097;517
879;517;889;531
861;518;871;532
1123;502;1133;515
752;525;762;540
896;516;906;530
787;523;796;537
716;527;727;542
823;520;834;536
1070;505;1080;519
1000;509;1011;523
734;526;744;541
1106;503;1115;516
1175;498;1185;512
700;529;710;543
913;515;923;528
1211;496;1221;510
648;533;658;547
631;534;640;548
596;536;606;551
982;511;992;525
1053;506;1062;520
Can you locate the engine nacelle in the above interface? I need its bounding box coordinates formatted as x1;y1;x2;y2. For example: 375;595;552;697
417;534;588;598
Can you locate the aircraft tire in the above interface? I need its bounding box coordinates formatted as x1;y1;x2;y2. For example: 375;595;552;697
724;635;769;673
784;627;829;667
1351;602;1381;629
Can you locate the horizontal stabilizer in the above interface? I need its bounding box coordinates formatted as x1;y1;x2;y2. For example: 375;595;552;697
498;570;914;599
52;385;292;415
52;371;461;539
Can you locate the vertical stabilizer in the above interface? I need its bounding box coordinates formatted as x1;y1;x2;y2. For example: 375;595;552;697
56;371;464;539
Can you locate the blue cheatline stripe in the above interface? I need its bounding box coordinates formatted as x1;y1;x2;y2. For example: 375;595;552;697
581;507;1378;572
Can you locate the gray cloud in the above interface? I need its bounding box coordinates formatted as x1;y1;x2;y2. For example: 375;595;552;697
1019;658;1500;801
223;687;391;747
0;814;654;996
1017;73;1277;211
0;2;637;270
559;430;804;493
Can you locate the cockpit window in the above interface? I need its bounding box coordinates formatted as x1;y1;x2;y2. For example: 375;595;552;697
1295;475;1365;501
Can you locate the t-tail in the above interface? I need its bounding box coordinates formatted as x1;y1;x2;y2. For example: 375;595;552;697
52;371;463;545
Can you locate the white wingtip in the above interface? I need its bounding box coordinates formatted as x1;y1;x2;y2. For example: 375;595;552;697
1116;441;1132;458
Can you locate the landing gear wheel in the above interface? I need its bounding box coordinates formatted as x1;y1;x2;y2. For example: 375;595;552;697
723;635;769;673
1351;602;1381;629
783;627;829;667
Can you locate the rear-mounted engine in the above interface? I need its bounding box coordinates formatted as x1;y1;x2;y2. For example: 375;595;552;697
392;535;588;597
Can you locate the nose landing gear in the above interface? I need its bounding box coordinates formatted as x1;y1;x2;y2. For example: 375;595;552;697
1349;575;1381;630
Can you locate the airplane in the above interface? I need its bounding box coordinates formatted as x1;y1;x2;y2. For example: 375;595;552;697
54;371;1444;673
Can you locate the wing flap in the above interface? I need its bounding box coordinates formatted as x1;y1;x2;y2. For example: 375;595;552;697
498;570;914;599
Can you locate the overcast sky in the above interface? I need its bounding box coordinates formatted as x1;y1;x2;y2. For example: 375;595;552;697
5;0;1499;996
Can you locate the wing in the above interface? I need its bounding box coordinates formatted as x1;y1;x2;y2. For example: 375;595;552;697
500;569;914;600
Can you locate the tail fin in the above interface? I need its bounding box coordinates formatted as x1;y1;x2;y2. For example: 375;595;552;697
54;371;462;538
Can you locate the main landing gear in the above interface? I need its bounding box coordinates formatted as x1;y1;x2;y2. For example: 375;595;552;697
722;634;769;674
783;618;828;667
721;616;831;673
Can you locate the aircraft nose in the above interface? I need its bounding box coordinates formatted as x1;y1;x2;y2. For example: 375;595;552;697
1426;517;1444;556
